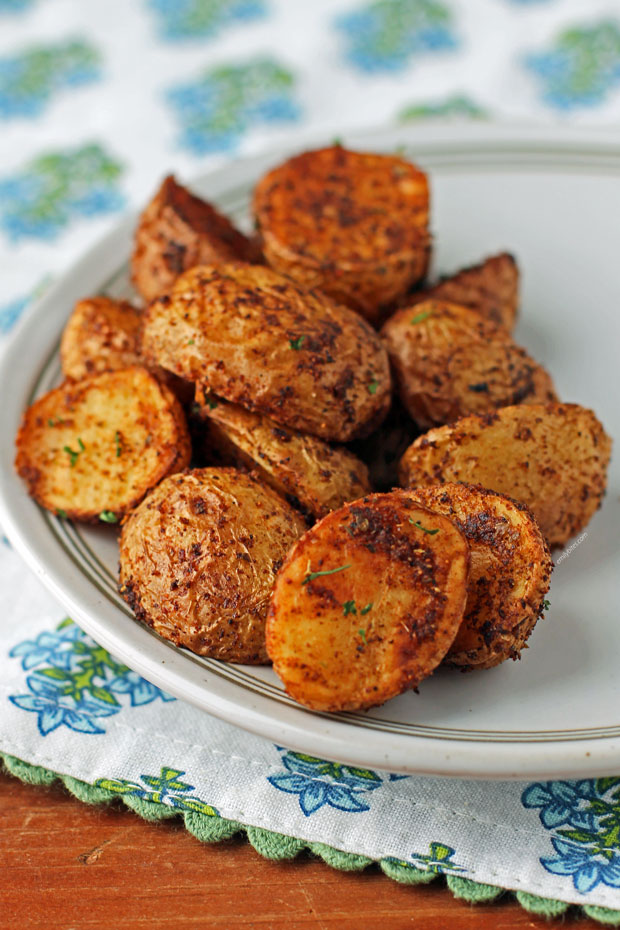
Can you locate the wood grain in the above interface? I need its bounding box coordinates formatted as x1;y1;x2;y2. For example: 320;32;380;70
0;770;602;929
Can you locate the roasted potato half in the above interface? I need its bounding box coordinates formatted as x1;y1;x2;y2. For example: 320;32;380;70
408;253;518;331
15;367;191;522
266;491;470;711
407;483;552;669
119;468;306;663
399;403;612;548
381;300;556;429
141;263;391;441
253;145;430;325
60;297;143;381
194;391;371;520
132;175;261;302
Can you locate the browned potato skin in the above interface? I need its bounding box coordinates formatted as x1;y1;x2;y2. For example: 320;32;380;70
408;253;518;331
60;297;143;380
141;263;391;442
131;175;261;302
399;403;612;548
194;391;371;520
119;468;307;663
406;483;552;670
381;300;556;429
253;146;431;326
15;367;191;522
266;492;470;711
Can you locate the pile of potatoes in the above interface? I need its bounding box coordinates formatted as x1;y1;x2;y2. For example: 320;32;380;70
15;147;612;713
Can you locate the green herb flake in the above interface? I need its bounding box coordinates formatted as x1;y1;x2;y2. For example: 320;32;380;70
302;564;351;586
63;445;81;468
55;509;67;519
99;511;118;524
410;309;432;325
78;437;85;452
114;430;122;458
367;380;379;395
343;600;357;616
48;416;64;427
360;603;373;615
332;137;343;147
543;599;551;611
409;518;439;535
187;339;195;345
289;335;305;351
358;628;368;645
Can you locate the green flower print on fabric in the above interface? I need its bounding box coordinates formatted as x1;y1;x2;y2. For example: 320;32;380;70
94;767;218;816
149;0;265;41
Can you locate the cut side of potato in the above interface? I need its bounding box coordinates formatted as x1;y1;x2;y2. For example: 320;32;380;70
406;483;552;670
381;300;556;429
141;263;391;442
253;145;430;325
60;297;143;381
407;252;519;331
267;491;470;711
194;391;371;520
131;175;261;302
15;367;191;522
119;468;307;663
399;403;612;548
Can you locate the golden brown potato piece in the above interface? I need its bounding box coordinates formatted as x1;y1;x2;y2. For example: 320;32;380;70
381;300;556;429
266;491;470;711
194;392;371;520
132;175;261;302
119;468;306;663
399;403;612;548
141;264;391;442
253;145;430;325
408;253;518;331
15;367;191;523
407;483;552;669
60;297;143;381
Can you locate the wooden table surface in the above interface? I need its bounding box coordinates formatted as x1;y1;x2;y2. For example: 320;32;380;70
1;769;603;930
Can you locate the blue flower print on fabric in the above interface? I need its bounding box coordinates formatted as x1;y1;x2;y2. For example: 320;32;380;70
166;58;299;155
149;0;266;41
0;0;37;12
268;749;383;816
0;39;100;120
523;777;620;893
9;618;174;736
0;293;29;334
0;143;124;241
525;20;620;110
335;0;457;74
94;767;218;816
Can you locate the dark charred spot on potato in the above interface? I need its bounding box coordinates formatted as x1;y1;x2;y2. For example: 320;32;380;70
468;382;489;393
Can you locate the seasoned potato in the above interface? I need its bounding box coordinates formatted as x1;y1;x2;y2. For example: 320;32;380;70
349;396;420;492
194;391;371;520
407;483;552;669
266;491;470;711
141;263;391;441
132;175;261;302
60;297;143;381
399;403;612;547
381;300;556;429
119;468;306;663
253;145;430;325
408;253;518;331
15;367;191;522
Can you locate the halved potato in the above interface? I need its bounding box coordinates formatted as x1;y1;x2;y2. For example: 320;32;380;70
381;300;556;429
194;391;371;520
141;263;391;441
15;367;191;522
119;468;306;663
253;145;430;325
408;253;518;331
399;403;612;547
132;175;261;302
60;297;143;381
266;491;470;711
407;483;552;669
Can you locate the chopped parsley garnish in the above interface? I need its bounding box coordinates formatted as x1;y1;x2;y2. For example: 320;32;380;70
205;397;218;409
114;430;122;458
409;518;439;535
302;564;351;585
343;600;357;616
187;339;195;345
55;509;67;519
289;335;305;350
360;603;373;615
99;511;118;524
543;599;551;611
48;416;64;427
367;380;379;395
332;137;343;146
410;309;432;325
358;628;368;645
63;441;84;468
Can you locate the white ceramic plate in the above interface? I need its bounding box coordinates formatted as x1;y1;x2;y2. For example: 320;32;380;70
1;124;619;780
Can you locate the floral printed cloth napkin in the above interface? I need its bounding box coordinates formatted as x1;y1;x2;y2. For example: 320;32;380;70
2;0;620;917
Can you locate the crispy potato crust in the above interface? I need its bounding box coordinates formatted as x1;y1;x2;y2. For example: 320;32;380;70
266;491;470;711
119;468;306;663
60;297;143;381
15;367;191;522
381;300;557;428
194;392;371;520
406;483;552;669
408;253;519;331
141;263;391;441
131;175;261;302
253;146;430;325
399;403;612;548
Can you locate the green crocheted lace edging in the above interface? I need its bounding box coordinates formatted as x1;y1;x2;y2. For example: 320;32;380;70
3;750;620;925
